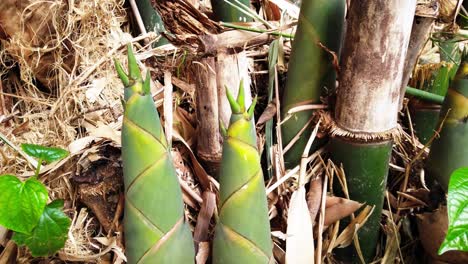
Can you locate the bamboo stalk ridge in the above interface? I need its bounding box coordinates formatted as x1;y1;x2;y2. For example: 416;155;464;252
117;45;195;263
213;84;272;263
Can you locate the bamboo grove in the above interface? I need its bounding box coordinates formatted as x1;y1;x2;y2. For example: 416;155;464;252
115;0;467;263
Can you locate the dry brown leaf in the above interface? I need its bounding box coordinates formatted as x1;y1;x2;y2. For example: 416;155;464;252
417;206;468;264
263;0;282;21
380;217;401;264
0;240;17;264
307;176;323;224
172;76;195;97
196;241;210;264
174;107;196;146
0;0;74;90
333;205;375;249
60;237;126;262
152;0;222;47
324;196;363;227
86;78;107;103
286;186;314;264
257;102;277;125
172;147;203;207
173;130;212;191
68;137;97;155
438;0;462;23
88;124;121;145
194;191;216;252
11;120;29;135
268;0;300;19
273;242;286;264
0;226;7;247
181;191;199;209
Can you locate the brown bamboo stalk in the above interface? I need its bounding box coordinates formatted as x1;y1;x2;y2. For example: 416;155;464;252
399;16;435;108
193;57;223;174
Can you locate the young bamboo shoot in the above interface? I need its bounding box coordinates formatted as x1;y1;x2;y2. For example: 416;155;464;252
117;45;195;264
213;85;272;263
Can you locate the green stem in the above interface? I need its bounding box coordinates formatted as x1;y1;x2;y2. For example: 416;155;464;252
34;159;42;179
405;86;445;104
220;22;294;39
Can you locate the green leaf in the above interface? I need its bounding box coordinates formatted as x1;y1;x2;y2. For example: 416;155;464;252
431;65;450;96
13;200;71;257
21;144;69;164
439;167;468;255
0;175;48;233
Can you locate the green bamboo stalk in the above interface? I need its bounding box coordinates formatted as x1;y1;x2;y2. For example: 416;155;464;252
439;38;462;70
281;0;345;168
411;107;441;144
330;1;417;262
211;0;253;22
213;85;272;263
135;0;168;46
409;35;460;144
408;63;450;144
117;45;195;263
426;50;468;191
330;138;392;261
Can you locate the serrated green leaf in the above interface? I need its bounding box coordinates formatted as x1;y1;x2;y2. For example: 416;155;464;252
13;200;71;257
21;144;69;164
0;175;48;233
439;167;468;255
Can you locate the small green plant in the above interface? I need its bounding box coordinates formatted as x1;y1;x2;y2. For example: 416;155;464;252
0;144;70;257
439;167;468;255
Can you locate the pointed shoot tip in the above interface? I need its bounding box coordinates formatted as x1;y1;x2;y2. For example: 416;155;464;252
226;86;241;113
237;79;245;111
143;71;151;94
219;119;227;137
247;96;257;119
114;59;129;86
127;44;142;80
